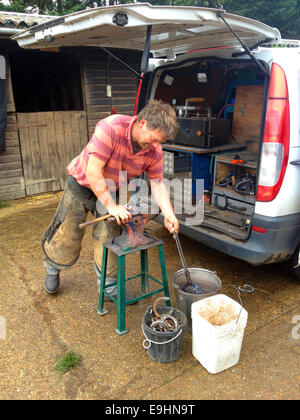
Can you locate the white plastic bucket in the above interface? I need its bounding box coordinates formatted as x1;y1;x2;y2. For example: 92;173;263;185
191;294;248;374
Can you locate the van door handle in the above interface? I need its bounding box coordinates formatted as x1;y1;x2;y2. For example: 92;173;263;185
291;160;300;165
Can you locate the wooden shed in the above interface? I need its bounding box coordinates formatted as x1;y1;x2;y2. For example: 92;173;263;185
0;11;141;200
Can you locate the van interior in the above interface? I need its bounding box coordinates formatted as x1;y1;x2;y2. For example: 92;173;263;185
149;56;268;240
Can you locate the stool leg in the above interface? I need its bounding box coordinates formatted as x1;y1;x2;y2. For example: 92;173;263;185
115;255;128;335
158;245;171;306
140;249;149;292
98;246;108;316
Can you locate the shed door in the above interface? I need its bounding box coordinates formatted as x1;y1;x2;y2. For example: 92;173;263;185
17;111;88;195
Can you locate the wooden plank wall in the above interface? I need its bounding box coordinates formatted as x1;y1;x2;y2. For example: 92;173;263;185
232;85;265;153
0;113;25;200
82;48;142;138
17;111;88;195
0;59;25;201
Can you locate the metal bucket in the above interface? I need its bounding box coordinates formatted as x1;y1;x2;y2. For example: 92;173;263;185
172;268;222;332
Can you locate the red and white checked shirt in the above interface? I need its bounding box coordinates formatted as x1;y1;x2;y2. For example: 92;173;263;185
67;114;164;190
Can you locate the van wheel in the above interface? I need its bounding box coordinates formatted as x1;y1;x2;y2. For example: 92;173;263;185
282;245;300;281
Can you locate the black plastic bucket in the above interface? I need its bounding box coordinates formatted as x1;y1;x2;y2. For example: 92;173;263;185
142;305;187;363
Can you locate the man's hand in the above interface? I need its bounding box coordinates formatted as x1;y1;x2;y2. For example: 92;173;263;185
107;204;132;225
150;179;179;235
164;213;179;235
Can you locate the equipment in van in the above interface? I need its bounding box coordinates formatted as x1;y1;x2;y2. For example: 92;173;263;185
234;174;256;195
217;169;256;195
174;116;230;148
172;98;230;148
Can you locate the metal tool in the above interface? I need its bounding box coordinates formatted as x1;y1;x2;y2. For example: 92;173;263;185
173;232;203;294
79;207;156;252
79;213;111;229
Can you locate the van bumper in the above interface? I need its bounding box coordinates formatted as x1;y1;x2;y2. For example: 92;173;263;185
155;213;300;266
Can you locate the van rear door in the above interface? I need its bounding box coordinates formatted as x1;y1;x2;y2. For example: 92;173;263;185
12;4;280;57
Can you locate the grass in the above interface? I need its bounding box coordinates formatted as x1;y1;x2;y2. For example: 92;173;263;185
0;201;10;209
55;350;82;374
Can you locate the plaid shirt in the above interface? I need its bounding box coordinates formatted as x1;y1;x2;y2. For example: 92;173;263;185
67;114;163;190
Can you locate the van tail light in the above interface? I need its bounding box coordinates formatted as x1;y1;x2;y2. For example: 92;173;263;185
257;63;290;202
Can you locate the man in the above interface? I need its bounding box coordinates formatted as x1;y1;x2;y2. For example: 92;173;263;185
42;99;179;297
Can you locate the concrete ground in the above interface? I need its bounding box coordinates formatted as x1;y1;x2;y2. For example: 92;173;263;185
0;193;299;401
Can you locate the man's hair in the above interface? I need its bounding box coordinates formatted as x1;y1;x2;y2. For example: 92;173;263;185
137;99;178;140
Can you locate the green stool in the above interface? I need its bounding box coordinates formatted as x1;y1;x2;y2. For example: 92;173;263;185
97;235;170;335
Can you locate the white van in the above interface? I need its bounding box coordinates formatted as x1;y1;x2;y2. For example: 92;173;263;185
12;4;300;279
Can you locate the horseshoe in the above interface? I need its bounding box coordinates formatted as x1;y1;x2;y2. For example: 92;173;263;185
152;296;170;319
161;314;179;331
150;319;171;332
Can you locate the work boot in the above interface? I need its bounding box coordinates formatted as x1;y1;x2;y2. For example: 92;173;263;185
44;273;60;294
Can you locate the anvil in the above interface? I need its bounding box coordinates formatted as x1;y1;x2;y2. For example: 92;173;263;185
109;212;157;252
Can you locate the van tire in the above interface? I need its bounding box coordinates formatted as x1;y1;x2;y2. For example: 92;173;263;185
282;245;300;281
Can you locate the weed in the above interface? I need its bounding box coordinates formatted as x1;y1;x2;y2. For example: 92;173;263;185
55;350;82;374
0;201;9;209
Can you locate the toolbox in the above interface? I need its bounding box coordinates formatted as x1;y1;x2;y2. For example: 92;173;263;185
173;117;230;148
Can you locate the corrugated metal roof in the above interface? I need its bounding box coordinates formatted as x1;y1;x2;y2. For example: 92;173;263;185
0;11;56;30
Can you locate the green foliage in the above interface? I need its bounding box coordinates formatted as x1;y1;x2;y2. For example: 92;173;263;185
0;1;106;15
0;0;28;13
54;350;82;374
0;201;9;208
222;0;300;40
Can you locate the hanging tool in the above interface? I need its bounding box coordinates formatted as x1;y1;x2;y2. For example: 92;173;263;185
173;232;203;294
105;54;112;98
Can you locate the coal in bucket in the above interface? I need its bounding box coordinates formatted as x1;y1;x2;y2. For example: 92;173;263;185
142;303;187;363
172;268;222;332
